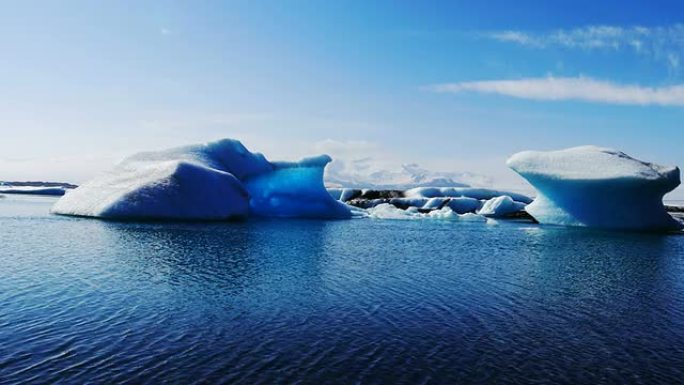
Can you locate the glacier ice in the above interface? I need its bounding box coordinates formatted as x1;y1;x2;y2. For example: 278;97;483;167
366;203;488;222
478;196;526;217
507;146;682;231
445;197;483;214
422;197;449;210
366;203;421;220
327;184;530;218
245;156;352;218
0;186;69;196
52;139;351;220
404;187;532;204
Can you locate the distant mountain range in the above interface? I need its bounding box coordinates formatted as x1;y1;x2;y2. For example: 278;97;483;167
324;161;492;189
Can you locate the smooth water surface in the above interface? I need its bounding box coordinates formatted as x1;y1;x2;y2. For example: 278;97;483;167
2;195;684;384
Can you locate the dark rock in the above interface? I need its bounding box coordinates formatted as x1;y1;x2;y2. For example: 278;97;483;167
500;210;538;222
347;198;391;209
666;205;684;213
358;190;405;200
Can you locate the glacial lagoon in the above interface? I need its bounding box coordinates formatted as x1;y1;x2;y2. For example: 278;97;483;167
2;194;684;384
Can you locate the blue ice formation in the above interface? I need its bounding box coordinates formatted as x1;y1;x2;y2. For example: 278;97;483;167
52;139;351;220
508;146;682;231
245;156;352;218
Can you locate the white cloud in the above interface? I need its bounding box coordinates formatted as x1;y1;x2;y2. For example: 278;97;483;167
489;31;540;46
485;25;684;70
430;76;684;106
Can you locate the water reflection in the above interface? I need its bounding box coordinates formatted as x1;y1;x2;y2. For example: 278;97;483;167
96;219;339;309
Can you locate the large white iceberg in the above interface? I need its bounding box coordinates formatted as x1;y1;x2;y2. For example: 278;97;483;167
507;146;682;231
52;139;351;220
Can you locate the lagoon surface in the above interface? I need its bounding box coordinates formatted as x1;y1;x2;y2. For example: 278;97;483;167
2;195;684;384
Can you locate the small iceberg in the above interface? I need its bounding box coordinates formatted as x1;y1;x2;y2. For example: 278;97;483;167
477;195;526;217
0;186;69;196
52;139;351;220
507;146;683;231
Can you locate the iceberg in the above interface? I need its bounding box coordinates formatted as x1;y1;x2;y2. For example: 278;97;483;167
0;186;69;196
52;139;351;220
507;146;682;231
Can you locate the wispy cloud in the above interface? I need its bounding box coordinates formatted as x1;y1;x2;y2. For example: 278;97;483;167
430;76;684;106
486;25;684;70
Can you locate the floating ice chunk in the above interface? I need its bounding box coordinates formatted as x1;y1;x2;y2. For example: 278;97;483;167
486;218;499;225
478;195;526;217
507;146;682;231
426;206;460;220
366;203;421;220
53;139;351;220
0;186;69;196
459;212;488;222
405;187;532;204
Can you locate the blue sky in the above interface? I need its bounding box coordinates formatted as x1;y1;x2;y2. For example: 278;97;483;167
2;1;684;197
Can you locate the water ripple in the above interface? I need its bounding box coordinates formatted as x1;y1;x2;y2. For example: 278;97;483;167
2;197;684;384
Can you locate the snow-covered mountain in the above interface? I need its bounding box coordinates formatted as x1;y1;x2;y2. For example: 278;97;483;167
324;159;492;189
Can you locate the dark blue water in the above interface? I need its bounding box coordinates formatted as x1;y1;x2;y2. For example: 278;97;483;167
2;195;684;384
